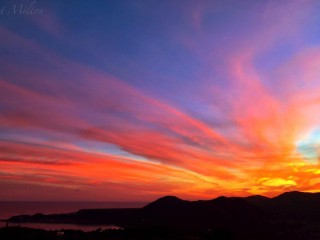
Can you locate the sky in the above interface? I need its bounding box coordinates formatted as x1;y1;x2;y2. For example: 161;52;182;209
1;0;320;201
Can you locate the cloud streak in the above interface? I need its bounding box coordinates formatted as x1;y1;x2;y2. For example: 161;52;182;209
1;0;320;200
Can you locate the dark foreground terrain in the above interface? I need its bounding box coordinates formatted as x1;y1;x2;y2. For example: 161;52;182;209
3;191;320;239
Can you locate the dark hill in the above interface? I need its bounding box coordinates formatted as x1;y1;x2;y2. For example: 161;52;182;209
245;194;269;203
143;195;187;210
7;191;320;239
266;191;320;220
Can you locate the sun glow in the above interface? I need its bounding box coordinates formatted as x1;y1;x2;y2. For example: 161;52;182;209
296;129;320;164
1;1;320;201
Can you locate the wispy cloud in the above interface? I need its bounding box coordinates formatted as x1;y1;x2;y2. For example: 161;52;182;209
1;1;320;200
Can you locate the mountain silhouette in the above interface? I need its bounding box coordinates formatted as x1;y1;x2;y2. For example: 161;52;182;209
143;195;187;210
7;191;320;239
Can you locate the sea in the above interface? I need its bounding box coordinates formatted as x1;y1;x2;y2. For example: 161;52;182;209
0;201;147;231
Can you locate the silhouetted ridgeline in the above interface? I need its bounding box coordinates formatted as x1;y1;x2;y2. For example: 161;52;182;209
4;191;320;239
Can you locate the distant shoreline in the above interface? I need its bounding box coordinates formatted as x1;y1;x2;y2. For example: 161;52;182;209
2;192;320;239
0;201;147;220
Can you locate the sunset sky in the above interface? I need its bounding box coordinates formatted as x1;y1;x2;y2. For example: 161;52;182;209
1;0;320;201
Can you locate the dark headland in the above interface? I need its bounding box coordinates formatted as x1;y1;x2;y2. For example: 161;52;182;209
2;191;320;240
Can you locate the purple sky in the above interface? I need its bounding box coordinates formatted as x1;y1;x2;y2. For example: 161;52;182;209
1;0;320;201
